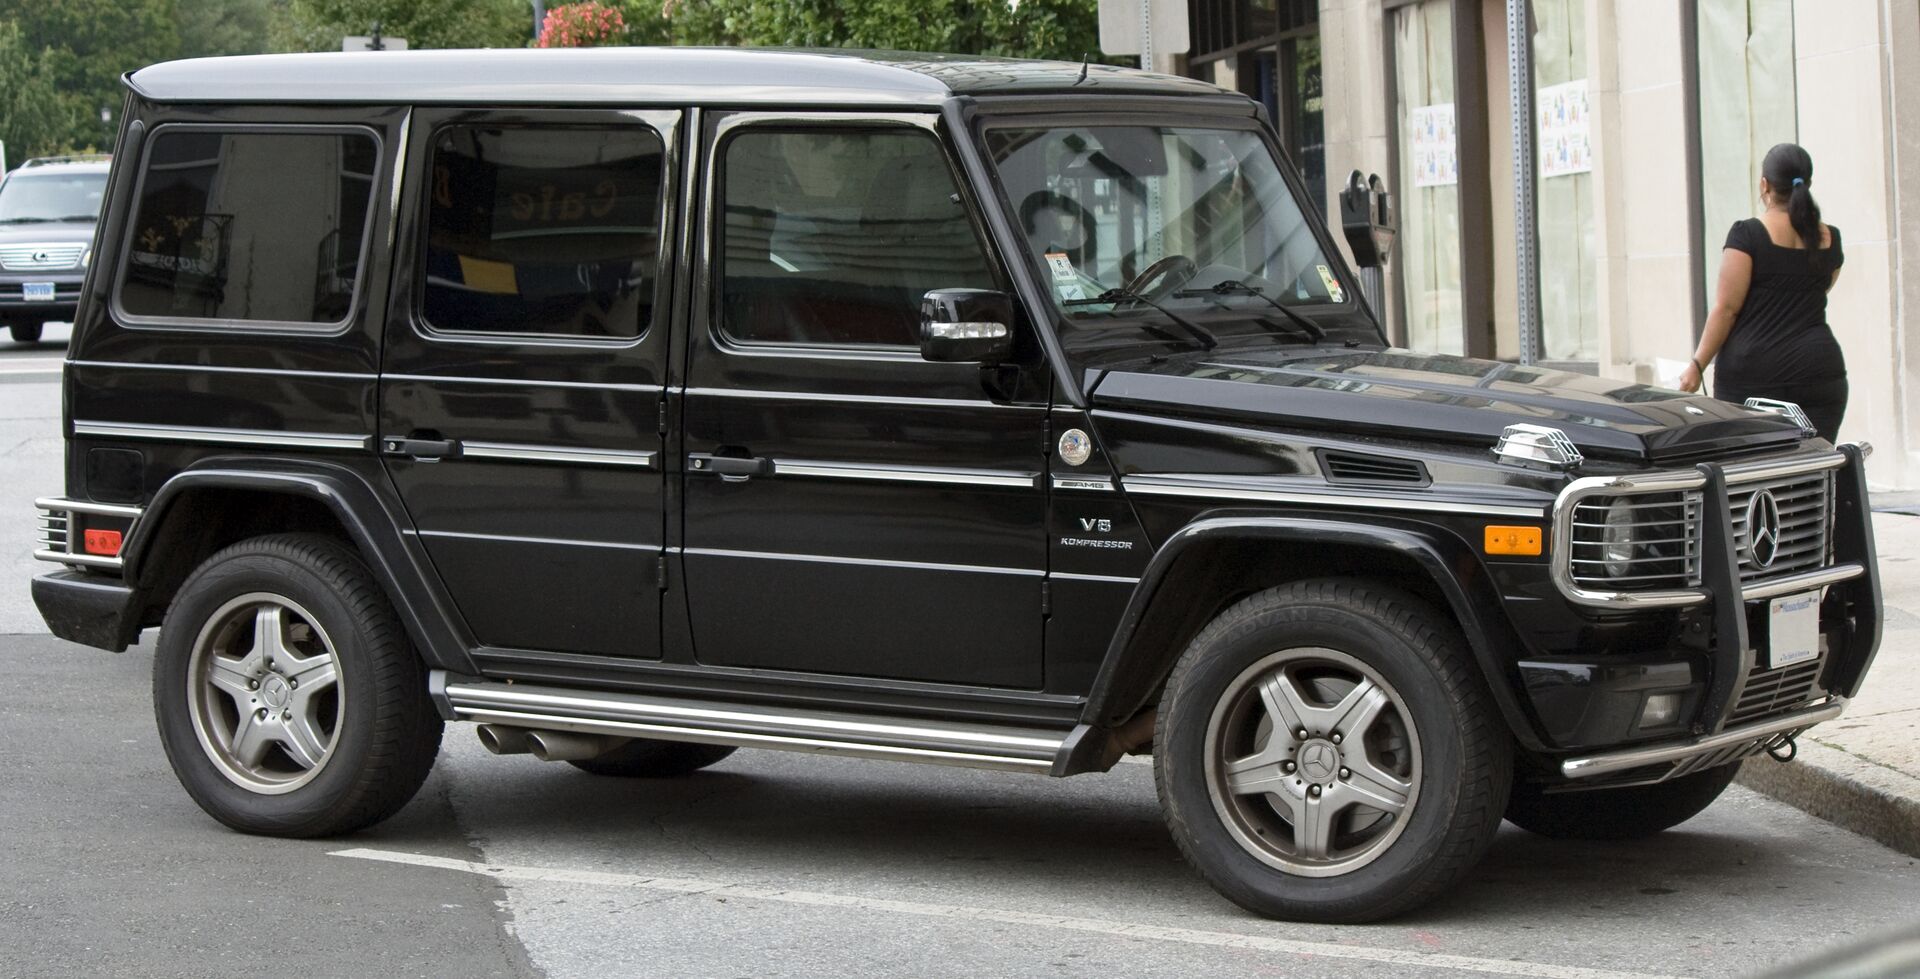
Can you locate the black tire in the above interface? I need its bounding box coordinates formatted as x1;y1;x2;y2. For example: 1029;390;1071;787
8;320;42;343
569;740;737;777
153;533;442;837
1153;579;1512;923
1505;763;1739;840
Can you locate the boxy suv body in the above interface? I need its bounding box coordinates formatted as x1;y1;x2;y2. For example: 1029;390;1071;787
31;49;1882;923
0;156;110;342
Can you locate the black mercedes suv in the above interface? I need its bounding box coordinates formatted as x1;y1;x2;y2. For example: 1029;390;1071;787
30;48;1882;923
0;156;109;342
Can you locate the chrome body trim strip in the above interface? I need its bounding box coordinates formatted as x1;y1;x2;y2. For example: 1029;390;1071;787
460;441;657;469
1050;571;1141;584
1550;452;1850;609
1560;698;1845;779
682;546;1043;577
415;529;659;551
444;681;1064;773
383;372;663;393
1122;474;1548;519
67;360;378;381
73;420;370;451
683;386;1037;410
1050;475;1116;491
773;459;1037;488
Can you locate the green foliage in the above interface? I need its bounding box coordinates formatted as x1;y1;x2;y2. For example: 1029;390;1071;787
178;0;279;59
0;19;66;162
0;0;181;152
274;0;535;52
658;0;1105;61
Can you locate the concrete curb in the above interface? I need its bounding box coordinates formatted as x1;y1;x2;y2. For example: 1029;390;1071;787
1735;736;1920;858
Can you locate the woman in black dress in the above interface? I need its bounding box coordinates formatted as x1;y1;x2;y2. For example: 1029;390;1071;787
1678;143;1847;441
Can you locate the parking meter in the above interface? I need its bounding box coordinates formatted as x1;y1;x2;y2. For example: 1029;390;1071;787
1338;170;1396;317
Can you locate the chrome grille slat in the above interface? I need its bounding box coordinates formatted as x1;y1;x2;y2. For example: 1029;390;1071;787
0;243;85;271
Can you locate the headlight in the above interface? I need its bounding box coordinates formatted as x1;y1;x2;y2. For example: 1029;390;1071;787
1601;500;1638;576
80;248;91;268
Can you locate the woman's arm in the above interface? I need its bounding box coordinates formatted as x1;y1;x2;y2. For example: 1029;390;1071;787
1679;247;1752;393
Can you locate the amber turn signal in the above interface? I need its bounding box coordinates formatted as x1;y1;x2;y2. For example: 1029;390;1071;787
83;528;123;557
1483;525;1541;556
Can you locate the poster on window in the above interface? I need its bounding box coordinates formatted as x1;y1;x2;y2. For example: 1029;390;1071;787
1538;79;1592;178
1410;103;1458;188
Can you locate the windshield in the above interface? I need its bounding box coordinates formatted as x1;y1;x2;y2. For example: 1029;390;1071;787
985;124;1351;351
0;171;108;223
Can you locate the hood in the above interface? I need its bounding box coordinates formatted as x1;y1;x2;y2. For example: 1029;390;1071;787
0;219;95;247
1088;347;1807;463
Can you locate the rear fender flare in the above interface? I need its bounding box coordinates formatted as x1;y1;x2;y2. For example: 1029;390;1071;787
122;461;478;676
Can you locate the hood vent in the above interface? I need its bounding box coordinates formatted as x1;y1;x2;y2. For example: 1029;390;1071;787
1320;450;1429;486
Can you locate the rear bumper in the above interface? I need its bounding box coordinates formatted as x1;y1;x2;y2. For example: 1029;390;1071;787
32;570;143;652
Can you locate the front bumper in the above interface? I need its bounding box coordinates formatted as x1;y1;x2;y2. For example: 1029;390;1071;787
0;275;83;318
1538;443;1880;784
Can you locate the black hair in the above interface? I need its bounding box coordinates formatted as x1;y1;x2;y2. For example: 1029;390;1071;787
1761;142;1826;272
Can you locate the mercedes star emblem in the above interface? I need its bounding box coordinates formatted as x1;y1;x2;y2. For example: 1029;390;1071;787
1298;740;1339;781
1746;489;1783;569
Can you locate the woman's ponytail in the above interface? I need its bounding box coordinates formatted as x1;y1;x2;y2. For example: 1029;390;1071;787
1763;143;1826;273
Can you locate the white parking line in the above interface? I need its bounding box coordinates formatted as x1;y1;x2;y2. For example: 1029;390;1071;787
331;847;1688;979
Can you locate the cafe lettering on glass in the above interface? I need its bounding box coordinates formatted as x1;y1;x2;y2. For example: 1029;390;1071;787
431;156;652;237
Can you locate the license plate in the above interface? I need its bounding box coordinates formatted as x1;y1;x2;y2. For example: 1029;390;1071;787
1766;591;1820;669
21;282;54;302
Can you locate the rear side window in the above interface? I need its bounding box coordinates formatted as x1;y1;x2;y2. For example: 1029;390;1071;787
421;126;664;339
719;128;995;347
119;128;379;326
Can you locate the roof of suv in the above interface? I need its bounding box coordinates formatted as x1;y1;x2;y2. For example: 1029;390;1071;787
126;47;1232;107
8;158;112;176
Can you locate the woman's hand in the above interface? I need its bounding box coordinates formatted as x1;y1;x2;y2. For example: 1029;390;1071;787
1678;362;1703;393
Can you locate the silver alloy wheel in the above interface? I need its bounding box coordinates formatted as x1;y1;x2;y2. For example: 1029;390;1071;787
1202;647;1422;878
185;592;345;795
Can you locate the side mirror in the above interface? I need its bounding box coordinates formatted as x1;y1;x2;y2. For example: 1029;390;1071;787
919;288;1016;364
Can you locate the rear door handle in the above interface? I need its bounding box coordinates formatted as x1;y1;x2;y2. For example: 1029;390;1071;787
382;436;462;460
688;453;771;481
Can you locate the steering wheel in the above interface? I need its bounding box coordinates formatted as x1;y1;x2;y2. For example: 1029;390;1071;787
1121;255;1198;301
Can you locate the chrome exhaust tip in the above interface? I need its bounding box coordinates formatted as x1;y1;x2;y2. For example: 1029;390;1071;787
526;729;628;762
476;724;534;755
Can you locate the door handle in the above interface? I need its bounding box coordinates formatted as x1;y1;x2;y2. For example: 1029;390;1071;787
688;452;771;481
382;436;463;460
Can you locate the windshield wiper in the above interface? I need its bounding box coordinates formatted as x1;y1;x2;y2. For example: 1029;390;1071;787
1176;279;1327;342
56;214;99;222
0;217;55;224
1064;287;1218;350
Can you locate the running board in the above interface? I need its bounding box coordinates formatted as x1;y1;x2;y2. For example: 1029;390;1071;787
440;678;1072;774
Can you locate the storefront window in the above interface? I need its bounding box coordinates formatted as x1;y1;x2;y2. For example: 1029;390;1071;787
1696;0;1797;301
1532;0;1598;363
1393;0;1463;354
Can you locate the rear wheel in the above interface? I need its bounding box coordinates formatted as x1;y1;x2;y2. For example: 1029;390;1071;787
8;320;42;343
1154;579;1511;923
1505;763;1739;840
569;740;737;778
154;533;442;837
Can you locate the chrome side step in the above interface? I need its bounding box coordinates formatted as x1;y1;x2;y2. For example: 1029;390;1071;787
441;678;1072;774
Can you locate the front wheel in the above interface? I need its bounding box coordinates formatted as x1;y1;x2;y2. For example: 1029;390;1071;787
1504;763;1739;840
1154;580;1511;923
8;320;43;343
153;534;442;837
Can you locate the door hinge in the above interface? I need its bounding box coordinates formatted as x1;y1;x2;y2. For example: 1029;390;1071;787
657;397;669;436
656;554;669;592
1040;579;1051;617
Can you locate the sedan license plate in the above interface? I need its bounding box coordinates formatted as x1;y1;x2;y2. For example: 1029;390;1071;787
21;282;54;302
1766;591;1820;669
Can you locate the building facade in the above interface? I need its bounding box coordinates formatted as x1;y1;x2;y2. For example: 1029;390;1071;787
1176;0;1920;490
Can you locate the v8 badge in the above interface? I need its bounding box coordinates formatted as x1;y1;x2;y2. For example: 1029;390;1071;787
1058;428;1093;466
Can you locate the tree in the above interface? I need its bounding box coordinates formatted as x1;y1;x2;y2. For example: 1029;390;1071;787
0;20;65;162
177;0;278;59
537;2;627;47
275;0;534;52
657;0;1104;62
0;0;182;151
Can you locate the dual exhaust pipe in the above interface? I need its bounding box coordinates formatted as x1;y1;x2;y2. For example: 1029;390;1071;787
477;724;630;762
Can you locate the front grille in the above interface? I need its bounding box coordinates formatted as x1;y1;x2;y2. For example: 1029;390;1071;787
0;243;85;271
1567;491;1702;590
1728;472;1832;583
1728;656;1825;728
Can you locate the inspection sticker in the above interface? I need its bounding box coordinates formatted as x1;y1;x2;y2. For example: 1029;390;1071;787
1045;252;1086;302
1315;265;1345;303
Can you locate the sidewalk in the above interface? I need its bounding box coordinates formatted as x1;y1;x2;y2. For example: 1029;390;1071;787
1734;500;1920;857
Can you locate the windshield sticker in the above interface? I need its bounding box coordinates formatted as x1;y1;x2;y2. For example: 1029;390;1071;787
1316;265;1346;303
1045;252;1087;302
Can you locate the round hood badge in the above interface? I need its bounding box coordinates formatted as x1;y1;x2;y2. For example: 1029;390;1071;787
1058;428;1093;467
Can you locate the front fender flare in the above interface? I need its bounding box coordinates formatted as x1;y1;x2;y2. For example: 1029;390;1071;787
123;460;478;676
1076;515;1548;755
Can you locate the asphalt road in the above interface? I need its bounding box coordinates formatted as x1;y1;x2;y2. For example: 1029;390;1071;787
5;347;1920;979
